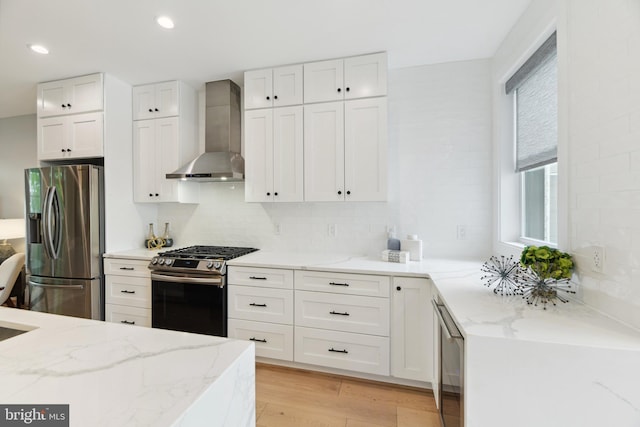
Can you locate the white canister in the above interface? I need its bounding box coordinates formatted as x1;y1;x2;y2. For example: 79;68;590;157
401;234;423;261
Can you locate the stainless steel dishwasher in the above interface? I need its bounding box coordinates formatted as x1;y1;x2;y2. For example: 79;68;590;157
433;298;464;427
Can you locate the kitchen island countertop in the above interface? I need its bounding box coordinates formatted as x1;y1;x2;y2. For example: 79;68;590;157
0;308;255;427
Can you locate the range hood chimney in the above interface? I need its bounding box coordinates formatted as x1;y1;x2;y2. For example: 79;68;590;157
166;80;244;181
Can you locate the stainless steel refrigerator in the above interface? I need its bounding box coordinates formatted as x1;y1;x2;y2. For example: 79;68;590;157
24;165;104;320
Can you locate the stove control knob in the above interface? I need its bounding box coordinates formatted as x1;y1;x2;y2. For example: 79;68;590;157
158;258;165;265
214;261;222;270
151;257;158;265
165;259;173;266
206;261;214;269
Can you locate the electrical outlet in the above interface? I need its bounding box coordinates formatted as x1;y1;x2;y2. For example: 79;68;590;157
328;224;337;238
456;225;467;240
591;245;604;273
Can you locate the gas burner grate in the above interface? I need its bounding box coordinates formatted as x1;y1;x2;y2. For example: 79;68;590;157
159;245;258;260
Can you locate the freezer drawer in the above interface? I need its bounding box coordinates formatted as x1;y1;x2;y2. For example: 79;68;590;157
28;276;102;320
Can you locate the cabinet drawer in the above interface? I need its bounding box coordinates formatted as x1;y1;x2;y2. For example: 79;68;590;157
104;258;151;278
228;266;293;289
228;319;293;361
294;327;389;376
228;285;293;324
295;270;390;297
105;275;151;308
105;304;151;328
295;290;389;336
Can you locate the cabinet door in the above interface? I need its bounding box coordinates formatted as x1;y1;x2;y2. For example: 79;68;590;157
390;277;433;382
37;81;67;117
273;65;303;107
156;117;180;202
67;112;104;158
67;74;103;114
37;117;67;160
344;53;387;99
304;59;344;103
344;98;387;201
244;109;274;202
244;69;273;109
132;120;158;202
273;106;304;202
155;81;180;118
132;84;156;121
304;102;345;202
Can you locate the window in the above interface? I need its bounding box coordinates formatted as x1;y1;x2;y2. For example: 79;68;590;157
506;32;558;245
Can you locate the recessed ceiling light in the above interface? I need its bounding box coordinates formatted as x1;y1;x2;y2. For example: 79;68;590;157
28;44;49;54
156;16;175;29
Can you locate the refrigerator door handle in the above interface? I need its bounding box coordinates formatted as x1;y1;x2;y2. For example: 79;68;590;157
50;186;62;259
41;186;54;259
28;280;85;290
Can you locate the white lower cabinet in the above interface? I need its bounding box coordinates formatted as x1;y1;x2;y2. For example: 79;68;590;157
105;304;151;327
103;257;151;328
390;277;433;382
294;326;389;376
228;319;293;361
228;265;432;385
293;270;391;376
295;290;389;336
227;267;294;361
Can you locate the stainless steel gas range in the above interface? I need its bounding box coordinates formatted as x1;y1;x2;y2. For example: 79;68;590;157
148;245;258;337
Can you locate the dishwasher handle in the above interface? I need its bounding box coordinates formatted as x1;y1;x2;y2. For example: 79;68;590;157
432;299;463;341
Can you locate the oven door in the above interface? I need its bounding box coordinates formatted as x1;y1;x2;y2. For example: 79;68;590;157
151;271;227;337
433;299;464;427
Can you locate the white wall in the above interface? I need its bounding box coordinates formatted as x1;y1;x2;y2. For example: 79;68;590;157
493;0;640;330
157;60;493;258
0;114;38;253
567;0;640;329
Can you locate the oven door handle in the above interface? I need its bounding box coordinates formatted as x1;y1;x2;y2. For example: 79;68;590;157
151;272;224;287
432;300;463;341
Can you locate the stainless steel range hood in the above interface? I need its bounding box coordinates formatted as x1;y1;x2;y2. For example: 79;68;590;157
166;80;244;182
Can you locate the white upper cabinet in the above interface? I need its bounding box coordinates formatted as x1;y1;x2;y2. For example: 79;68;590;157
38;113;104;161
132;81;179;121
245;106;304;202
244;65;303;109
344;97;388;201
304;52;387;104
131;81;198;204
304;97;387;202
304;102;345;202
37;73;104;118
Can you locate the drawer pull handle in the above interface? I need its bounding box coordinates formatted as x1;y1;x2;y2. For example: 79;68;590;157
328;348;348;354
249;337;267;343
329;282;349;287
120;320;135;325
120;290;136;294
330;310;350;316
249;303;267;307
249;276;267;280
119;267;135;271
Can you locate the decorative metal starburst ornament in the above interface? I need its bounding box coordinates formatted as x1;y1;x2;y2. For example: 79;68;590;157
518;267;576;309
480;255;523;296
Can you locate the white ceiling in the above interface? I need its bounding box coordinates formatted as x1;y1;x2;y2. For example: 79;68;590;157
0;0;531;119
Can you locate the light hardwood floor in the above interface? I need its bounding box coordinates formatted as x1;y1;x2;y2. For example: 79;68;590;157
256;363;440;427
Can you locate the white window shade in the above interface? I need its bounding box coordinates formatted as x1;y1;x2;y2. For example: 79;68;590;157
506;32;558;172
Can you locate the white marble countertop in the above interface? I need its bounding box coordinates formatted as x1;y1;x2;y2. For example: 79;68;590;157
227;251;433;277
230;251;640;349
0;308;254;427
103;248;163;261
